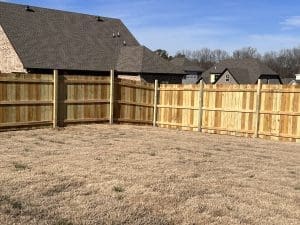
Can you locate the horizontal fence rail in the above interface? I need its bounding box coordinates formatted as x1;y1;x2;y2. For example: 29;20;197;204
0;72;299;142
157;82;300;142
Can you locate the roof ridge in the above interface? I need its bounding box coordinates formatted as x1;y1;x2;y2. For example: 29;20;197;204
0;1;117;20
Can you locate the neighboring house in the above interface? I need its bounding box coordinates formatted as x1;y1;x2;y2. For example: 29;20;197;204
200;58;281;84
170;57;204;84
0;2;184;83
288;71;300;85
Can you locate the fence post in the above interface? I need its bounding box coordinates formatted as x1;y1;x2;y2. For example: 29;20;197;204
109;69;115;124
254;79;262;138
198;80;204;132
53;69;59;128
153;80;159;127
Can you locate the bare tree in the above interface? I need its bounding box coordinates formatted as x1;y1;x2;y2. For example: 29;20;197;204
232;47;261;59
262;47;300;77
176;48;230;69
175;46;300;78
212;49;230;62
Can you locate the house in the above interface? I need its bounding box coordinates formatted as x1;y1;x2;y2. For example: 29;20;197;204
116;46;184;83
170;57;204;84
287;70;300;85
200;58;281;84
0;2;184;83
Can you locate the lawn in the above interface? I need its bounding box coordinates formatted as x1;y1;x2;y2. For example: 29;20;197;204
0;124;299;225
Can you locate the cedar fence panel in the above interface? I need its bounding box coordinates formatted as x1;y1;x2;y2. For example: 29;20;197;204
0;73;53;130
201;84;256;138
156;83;300;142
157;84;200;131
114;79;154;124
62;75;110;125
258;84;300;142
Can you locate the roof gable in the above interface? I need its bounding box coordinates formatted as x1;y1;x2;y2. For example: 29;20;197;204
201;58;278;84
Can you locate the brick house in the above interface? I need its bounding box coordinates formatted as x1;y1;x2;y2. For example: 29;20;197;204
0;2;184;83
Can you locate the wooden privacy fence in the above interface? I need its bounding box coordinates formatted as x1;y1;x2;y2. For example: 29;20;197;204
0;72;154;130
0;73;53;129
0;72;299;142
157;81;300;142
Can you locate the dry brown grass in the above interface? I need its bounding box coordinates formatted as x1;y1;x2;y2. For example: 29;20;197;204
0;124;299;225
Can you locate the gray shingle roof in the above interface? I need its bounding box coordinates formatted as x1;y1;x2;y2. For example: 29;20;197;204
171;57;204;72
225;68;252;83
117;46;184;74
0;2;182;74
201;58;278;84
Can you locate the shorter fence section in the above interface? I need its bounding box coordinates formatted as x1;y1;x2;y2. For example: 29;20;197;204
114;79;154;124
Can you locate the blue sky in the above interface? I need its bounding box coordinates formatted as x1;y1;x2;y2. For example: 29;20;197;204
2;0;300;55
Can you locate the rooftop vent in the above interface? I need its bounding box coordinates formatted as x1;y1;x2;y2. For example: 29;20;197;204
25;6;34;12
123;40;127;46
112;32;116;38
96;16;104;22
117;32;120;37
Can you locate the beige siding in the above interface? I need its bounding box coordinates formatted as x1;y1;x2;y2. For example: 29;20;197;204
0;25;26;73
216;70;238;84
118;75;142;82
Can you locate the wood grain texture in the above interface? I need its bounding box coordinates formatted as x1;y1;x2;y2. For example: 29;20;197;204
114;79;154;125
63;75;110;125
0;73;53;130
0;73;299;142
157;83;299;142
158;84;200;131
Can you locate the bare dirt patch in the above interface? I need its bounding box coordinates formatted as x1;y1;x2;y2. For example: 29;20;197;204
0;124;299;225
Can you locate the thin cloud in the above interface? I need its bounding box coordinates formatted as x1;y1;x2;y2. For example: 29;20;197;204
248;34;300;52
281;16;300;29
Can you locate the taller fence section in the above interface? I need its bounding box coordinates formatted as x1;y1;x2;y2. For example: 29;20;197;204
258;84;300;141
157;84;201;131
156;83;300;142
201;84;257;138
0;73;53;130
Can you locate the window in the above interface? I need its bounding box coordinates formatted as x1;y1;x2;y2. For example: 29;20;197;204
225;74;230;82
